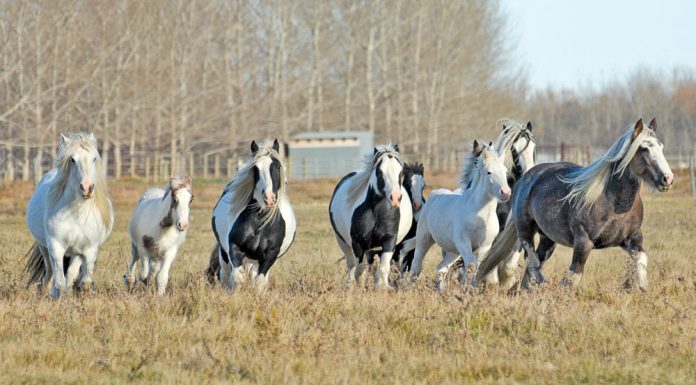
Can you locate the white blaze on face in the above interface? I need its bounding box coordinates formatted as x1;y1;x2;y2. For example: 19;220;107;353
174;188;192;231
514;136;536;174
254;156;277;207
641;136;673;190
71;146;98;198
410;174;425;211
379;155;403;208
484;149;511;202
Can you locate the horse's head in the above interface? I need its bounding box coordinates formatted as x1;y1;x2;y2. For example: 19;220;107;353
251;139;283;209
476;140;511;202
373;145;404;208
59;133;100;200
168;176;193;231
505;121;535;176
629;118;674;192
403;162;425;212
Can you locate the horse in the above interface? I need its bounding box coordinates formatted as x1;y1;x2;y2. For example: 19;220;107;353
25;133;114;299
208;139;296;292
329;144;413;288
476;118;673;291
400;120;535;285
391;162;425;271
408;140;511;290
124;176;193;295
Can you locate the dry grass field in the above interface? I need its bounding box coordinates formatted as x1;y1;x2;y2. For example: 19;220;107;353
0;176;695;384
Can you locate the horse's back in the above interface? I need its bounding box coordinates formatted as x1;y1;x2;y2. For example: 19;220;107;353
26;169;59;246
329;171;358;242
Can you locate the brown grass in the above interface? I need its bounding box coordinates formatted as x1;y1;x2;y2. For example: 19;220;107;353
0;178;695;384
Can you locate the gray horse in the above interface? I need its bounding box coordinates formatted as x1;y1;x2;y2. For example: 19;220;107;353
477;118;673;290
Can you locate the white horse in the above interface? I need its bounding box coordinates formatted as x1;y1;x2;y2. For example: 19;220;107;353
408;141;510;290
209;139;296;292
25;133;114;299
329;144;413;288
124;176;193;295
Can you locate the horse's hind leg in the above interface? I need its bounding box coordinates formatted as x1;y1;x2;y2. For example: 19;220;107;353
499;248;522;290
520;234;556;289
336;236;357;283
39;245;52;292
124;242;140;289
560;235;592;288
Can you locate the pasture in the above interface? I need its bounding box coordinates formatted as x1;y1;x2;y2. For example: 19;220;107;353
0;177;695;384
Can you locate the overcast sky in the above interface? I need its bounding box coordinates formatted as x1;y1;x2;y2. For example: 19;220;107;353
501;0;696;90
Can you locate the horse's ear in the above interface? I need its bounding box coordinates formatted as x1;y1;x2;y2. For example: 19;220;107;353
526;121;533;131
185;175;192;184
472;140;483;156
502;124;507;131
251;140;259;154
648;117;657;132
272;138;280;152
489;141;493;147
60;133;69;145
632;119;644;141
393;144;400;153
373;147;378;156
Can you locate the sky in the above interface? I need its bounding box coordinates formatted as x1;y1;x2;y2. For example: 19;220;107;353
501;0;696;91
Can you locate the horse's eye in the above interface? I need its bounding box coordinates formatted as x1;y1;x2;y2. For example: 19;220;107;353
70;157;76;163
487;171;492;175
93;157;97;162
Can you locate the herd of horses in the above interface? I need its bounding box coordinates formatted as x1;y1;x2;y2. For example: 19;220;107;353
23;118;673;299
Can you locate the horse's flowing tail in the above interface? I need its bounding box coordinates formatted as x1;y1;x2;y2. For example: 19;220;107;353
475;218;520;282
204;244;220;284
24;242;45;288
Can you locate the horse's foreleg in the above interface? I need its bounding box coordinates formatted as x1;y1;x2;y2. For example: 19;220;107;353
351;241;368;287
409;230;434;281
46;240;67;299
255;252;278;293
621;233;647;291
498;248;522;290
139;253;151;284
156;248;177;295
454;239;477;288
435;251;460;291
65;256;82;289
77;247;98;291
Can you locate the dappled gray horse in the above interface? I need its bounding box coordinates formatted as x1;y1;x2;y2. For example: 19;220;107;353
476;118;673;290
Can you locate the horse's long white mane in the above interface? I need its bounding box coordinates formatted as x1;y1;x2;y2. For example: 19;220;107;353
458;143;498;191
223;146;287;227
51;133;112;228
494;118;533;170
345;144;401;207
560;125;654;210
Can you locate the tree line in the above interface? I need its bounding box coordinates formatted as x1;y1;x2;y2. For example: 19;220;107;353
0;0;694;182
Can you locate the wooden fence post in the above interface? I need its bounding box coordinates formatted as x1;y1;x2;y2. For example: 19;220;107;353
214;154;220;178
690;156;695;198
145;157;151;181
162;160;169;180
227;159;234;179
189;153;194;178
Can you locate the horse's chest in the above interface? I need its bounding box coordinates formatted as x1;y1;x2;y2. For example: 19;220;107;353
587;212;642;248
350;197;400;247
230;208;286;259
49;208;105;250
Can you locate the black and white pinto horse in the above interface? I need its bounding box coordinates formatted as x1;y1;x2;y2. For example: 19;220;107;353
477;118;673;291
329;144;413;288
208;139;296;292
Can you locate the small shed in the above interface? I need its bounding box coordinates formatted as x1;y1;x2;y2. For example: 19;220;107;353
287;131;373;180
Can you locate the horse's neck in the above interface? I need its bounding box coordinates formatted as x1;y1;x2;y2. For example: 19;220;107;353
156;191;174;218
605;165;641;212
462;176;498;213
